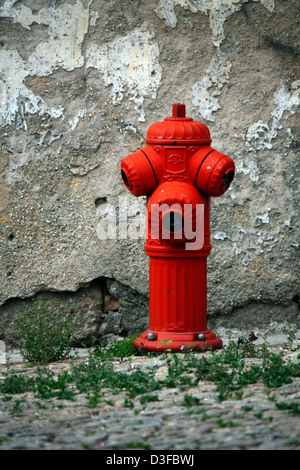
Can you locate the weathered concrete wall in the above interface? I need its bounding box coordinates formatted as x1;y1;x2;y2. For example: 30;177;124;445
0;0;299;345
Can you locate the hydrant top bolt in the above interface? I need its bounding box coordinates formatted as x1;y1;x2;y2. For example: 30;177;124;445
172;103;186;118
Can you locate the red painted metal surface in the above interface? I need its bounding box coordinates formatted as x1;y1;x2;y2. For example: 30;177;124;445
121;104;235;352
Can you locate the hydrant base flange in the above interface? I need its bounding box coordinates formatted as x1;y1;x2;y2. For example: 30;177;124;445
134;329;222;353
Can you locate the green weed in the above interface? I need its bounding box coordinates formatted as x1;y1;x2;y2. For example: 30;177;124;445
140;394;160;404
123;398;134;408
106;335;139;358
17;299;76;365
11;399;25;414
216;418;238;428
183;394;201;407
0;333;300;418
123;441;152;450
276;401;300;415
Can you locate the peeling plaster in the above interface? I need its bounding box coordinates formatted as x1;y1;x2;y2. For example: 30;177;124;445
192;48;231;121
244;83;300;152
69;108;87;131
214;210;281;267
235;160;259;183
0;0;89;73
214;231;230;240
156;0;276;122
86;29;162;122
235;83;300;183
0;2;162;128
0;0;90;129
254;208;271;226
212;206;289;269
155;0;275;47
232;226;280;266
0;49;64;130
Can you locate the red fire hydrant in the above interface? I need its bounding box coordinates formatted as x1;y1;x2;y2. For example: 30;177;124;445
121;104;235;352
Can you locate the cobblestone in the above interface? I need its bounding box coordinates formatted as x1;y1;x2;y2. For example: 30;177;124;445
0;333;300;451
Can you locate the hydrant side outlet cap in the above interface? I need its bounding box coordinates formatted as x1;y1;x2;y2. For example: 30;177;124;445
121;149;157;197
196;151;235;197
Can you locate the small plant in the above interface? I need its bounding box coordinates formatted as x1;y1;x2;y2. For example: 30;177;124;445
123;441;151;450
17;299;75;365
283;320;297;348
276;401;300;416
158;339;173;352
183;394;201;407
123;398;135;408
216;418;238;428
140;394;160;404
0;372;33;395
107;335;138;357
87;390;101;408
11;399;25;415
242;405;253;412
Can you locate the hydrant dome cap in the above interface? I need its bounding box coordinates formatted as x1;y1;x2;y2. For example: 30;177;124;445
145;105;212;144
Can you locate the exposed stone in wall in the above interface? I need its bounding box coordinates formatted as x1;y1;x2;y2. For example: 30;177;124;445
0;0;299;346
0;277;148;347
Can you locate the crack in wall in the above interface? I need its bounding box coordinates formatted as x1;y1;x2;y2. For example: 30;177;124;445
0;276;149;347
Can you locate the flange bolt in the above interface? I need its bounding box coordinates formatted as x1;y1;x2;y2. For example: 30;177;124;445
147;332;156;341
198;333;206;341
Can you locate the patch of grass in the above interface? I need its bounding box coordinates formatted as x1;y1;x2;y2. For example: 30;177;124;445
106;335;139;358
216;418;238;428
185;339;300;401
34;369;75;400
123;441;152;450
11;399;26;414
276;401;300;415
183;394;201;407
1;333;300;419
71;351;161;399
140;394;159;404
123;398;134;409
0;372;34;395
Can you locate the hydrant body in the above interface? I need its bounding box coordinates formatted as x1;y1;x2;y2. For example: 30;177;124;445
121;104;235;352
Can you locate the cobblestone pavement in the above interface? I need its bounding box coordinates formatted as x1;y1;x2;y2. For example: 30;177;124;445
0;330;300;451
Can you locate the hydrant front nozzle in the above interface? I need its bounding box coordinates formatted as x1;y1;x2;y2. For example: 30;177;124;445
121;104;235;353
